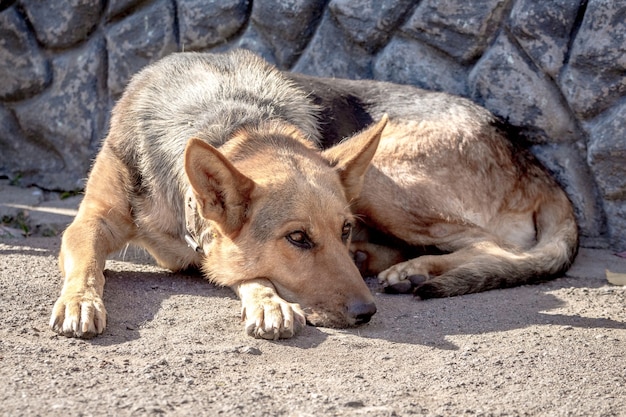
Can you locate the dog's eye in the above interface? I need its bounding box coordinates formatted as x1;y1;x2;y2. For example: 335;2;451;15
341;222;352;243
286;231;314;250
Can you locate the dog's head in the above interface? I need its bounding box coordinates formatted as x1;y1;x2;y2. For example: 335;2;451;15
184;116;387;328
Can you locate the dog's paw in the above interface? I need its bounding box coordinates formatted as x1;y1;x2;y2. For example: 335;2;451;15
49;290;106;338
241;295;306;340
378;261;429;294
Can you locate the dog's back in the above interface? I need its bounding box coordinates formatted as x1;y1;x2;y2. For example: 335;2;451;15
108;51;320;201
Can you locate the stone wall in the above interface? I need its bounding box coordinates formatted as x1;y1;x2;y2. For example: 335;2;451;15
0;0;625;250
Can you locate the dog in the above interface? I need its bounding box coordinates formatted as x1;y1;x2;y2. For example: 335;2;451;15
49;49;578;340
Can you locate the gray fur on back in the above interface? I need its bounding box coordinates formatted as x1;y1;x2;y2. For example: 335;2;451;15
108;49;321;206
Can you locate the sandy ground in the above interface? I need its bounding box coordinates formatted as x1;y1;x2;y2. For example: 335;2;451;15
0;234;625;417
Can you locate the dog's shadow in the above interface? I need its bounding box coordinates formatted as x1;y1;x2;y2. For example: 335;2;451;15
94;268;625;352
81;247;626;351
357;273;626;350
92;261;331;349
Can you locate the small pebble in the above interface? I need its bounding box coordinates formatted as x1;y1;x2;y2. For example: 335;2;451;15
240;346;261;355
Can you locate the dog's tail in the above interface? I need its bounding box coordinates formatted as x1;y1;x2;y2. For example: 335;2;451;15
415;189;579;299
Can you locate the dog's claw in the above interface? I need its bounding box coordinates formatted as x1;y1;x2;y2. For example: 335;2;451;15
49;291;106;338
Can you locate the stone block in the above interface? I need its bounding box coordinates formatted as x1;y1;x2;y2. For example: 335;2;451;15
11;38;108;190
330;0;414;52
247;0;325;68
237;24;278;66
587;103;626;201
0;6;50;101
560;0;626;119
531;143;606;239
373;36;468;96
602;200;626;252
401;0;510;64
469;33;581;144
587;102;626;251
0;105;65;185
106;0;178;97
20;0;103;48
178;0;248;51
508;0;580;78
293;11;372;79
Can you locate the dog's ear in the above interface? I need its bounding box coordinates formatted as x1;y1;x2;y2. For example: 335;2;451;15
322;114;387;201
184;138;255;236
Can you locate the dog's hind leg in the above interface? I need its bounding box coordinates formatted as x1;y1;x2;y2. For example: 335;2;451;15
378;243;493;295
50;147;136;338
379;234;571;298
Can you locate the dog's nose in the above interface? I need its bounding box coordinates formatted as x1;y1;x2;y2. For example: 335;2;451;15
348;301;377;325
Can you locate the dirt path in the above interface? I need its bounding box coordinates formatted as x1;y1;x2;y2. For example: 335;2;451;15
1;237;625;416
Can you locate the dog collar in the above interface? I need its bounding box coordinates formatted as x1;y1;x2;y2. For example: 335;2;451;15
184;193;204;253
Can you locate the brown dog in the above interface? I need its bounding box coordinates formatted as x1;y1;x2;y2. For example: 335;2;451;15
50;49;578;340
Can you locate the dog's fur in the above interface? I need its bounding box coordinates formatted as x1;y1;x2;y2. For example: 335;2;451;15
50;49;578;340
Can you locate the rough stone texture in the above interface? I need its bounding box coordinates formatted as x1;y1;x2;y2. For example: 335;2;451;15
401;0;511;64
469;34;580;144
20;0;103;48
560;0;626;119
531;143;606;243
178;0;248;52
0;7;50;101
588;105;626;201
105;0;143;19
244;0;325;68
330;0;415;53
12;38;108;190
374;36;468;96
508;0;580;79
0;0;625;249
587;102;626;251
0;106;64;182
293;11;373;78
106;0;177;97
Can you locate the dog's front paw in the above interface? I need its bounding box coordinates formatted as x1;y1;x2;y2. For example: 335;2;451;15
235;278;306;340
241;298;306;340
241;294;306;340
378;261;429;294
49;290;106;338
